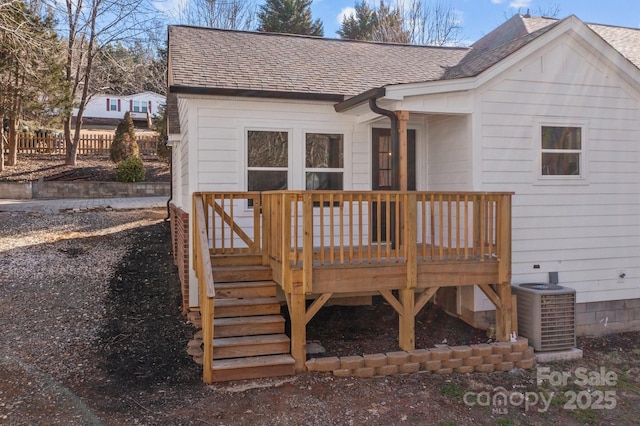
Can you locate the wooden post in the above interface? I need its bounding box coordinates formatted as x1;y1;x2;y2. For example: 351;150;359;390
495;194;513;341
399;194;417;350
302;193;313;294
290;290;307;371
399;289;415;350
281;193;292;294
396;111;409;192
261;194;270;266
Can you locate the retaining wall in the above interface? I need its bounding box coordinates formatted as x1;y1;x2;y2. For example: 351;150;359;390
0;181;169;199
306;338;536;378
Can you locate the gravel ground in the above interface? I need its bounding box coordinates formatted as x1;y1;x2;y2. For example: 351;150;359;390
1;208;639;425
0;209;182;424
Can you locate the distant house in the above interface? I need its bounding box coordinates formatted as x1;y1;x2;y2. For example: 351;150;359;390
73;91;165;127
167;14;640;381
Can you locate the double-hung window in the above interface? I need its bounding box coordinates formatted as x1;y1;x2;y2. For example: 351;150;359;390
133;100;148;113
541;126;582;177
305;133;344;190
110;99;118;111
247;130;288;196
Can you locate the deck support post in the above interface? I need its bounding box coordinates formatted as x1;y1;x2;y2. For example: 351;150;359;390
398;289;415;350
289;290;307;372
400;192;417;350
495;194;513;341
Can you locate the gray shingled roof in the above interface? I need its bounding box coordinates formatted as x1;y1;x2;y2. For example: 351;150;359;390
167;15;640;134
168;26;469;98
589;23;640;70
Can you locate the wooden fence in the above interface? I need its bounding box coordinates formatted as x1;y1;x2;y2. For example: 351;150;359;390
3;134;158;156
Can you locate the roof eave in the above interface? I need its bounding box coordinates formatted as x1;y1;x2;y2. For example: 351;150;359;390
168;86;345;102
334;87;386;113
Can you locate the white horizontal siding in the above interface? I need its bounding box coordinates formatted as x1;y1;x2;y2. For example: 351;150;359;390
427;115;472;191
187;97;359;193
479;35;640;305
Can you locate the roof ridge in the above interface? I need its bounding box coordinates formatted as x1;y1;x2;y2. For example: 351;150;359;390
169;24;470;51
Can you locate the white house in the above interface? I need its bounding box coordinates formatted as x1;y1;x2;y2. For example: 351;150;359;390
167;14;640;339
74;91;165;126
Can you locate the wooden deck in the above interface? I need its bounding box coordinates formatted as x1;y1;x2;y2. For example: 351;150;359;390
192;190;513;382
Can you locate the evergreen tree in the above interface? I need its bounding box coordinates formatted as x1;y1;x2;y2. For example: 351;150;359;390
110;112;139;163
337;0;461;45
337;1;377;40
257;0;324;36
0;0;69;168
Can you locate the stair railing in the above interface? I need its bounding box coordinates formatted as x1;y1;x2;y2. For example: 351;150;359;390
193;193;216;383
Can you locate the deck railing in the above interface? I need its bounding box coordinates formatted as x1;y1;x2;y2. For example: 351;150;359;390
193;190;512;293
260;191;510;291
196;192;263;256
192;190;513;379
192;194;217;383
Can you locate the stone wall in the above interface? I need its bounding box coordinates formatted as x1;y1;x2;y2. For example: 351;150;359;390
0;182;32;199
306;337;535;378
0;181;169;199
32;181;169;198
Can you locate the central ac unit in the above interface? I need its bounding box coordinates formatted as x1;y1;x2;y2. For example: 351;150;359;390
512;283;576;351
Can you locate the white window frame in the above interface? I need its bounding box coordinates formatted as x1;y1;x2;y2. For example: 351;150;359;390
535;120;588;184
109;99;118;111
304;132;345;191
133;100;148;113
245;128;291;207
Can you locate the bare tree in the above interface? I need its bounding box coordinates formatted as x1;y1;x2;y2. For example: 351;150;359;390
338;0;461;46
506;3;561;19
180;0;257;30
401;0;461;46
54;0;158;165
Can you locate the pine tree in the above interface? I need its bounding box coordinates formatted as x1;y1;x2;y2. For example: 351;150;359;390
110;112;139;163
337;1;377;40
257;0;324;36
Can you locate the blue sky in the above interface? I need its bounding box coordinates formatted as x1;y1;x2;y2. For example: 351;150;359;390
311;0;640;43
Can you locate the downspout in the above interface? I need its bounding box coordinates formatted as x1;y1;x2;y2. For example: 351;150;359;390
368;97;400;188
164;136;172;222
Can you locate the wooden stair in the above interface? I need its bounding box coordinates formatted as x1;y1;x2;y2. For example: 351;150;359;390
209;265;294;382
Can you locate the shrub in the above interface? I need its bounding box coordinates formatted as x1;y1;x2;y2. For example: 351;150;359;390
156;136;171;164
115;156;146;182
110;112;139;163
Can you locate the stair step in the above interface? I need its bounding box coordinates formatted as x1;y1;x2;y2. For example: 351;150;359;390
213;334;290;359
214;315;285;338
215;281;276;299
215;297;281;318
211;254;263;267
211;354;295;382
212;265;273;283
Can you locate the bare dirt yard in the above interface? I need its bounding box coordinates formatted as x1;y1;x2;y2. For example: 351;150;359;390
0;154;169;183
0;160;639;425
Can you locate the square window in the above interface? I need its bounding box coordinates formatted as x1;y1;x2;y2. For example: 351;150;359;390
541;126;582;176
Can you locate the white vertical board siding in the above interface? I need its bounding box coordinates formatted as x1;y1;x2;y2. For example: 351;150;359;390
427;115;473;191
479;37;640;304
